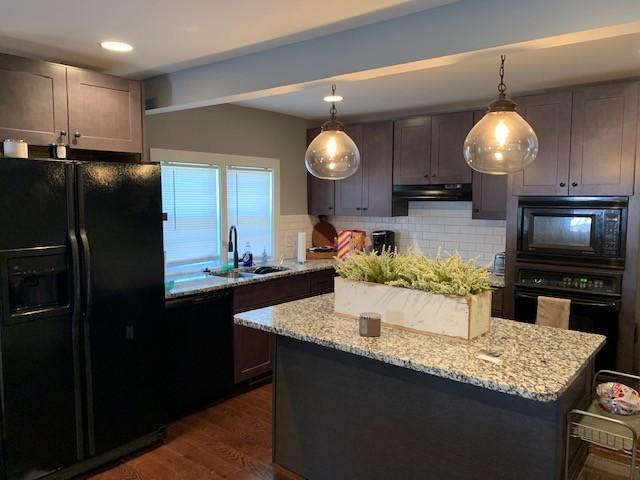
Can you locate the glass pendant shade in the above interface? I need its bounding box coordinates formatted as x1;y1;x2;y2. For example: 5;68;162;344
463;110;538;175
305;85;360;180
305;129;360;180
464;55;539;175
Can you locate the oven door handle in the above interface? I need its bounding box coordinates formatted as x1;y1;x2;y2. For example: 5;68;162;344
515;291;619;310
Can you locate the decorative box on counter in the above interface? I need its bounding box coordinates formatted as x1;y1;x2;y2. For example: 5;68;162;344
334;277;491;341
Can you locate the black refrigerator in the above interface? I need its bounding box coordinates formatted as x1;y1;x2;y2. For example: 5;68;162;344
0;158;166;479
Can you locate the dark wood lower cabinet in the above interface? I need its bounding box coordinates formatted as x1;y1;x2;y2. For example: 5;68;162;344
234;324;275;383
491;287;504;318
233;269;336;384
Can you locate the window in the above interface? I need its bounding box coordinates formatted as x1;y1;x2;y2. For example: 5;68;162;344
161;163;220;266
227;166;274;257
153;149;279;275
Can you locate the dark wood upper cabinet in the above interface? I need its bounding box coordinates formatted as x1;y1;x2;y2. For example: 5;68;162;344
0;54;68;146
334;122;401;217
361;121;394;216
430;111;473;184
569;82;638;196
393;116;431;185
471;110;507;220
335;125;364;216
472;171;507;220
509;91;572;196
67;68;143;153
306;128;336;216
393;113;472;185
0;53;144;157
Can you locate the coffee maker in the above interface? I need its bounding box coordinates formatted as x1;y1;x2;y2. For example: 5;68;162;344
371;230;395;254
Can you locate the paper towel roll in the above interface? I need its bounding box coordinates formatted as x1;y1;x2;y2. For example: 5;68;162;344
296;232;306;264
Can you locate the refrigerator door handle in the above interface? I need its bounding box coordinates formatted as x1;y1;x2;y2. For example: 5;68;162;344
68;228;85;460
66;161;85;461
79;226;96;456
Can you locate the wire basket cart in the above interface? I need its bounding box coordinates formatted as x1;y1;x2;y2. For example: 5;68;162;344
565;370;640;479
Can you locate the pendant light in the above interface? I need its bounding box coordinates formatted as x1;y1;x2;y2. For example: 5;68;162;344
305;85;360;180
463;55;538;175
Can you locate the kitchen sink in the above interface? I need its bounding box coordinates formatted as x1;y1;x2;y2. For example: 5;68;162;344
248;266;289;275
205;266;289;279
208;270;258;279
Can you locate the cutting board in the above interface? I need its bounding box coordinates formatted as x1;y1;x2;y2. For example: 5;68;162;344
312;218;337;248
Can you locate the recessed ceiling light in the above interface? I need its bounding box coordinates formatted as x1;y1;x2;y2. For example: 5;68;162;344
100;41;133;52
323;94;343;103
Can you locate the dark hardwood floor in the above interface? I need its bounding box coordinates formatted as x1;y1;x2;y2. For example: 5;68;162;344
87;384;301;480
87;383;627;480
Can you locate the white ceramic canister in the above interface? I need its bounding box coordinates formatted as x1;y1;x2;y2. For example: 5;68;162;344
3;139;28;159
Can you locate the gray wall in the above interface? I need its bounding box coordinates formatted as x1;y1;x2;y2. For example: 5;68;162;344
146;104;311;215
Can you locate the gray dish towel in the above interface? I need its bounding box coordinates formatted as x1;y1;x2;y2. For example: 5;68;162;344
536;296;571;329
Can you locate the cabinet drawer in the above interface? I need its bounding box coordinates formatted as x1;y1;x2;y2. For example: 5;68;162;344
233;275;311;313
309;270;336;296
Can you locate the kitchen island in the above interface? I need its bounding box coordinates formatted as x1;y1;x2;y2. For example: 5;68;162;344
235;294;605;480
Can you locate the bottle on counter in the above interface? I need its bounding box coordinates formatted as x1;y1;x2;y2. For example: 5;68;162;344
49;143;67;159
262;247;269;265
242;241;253;267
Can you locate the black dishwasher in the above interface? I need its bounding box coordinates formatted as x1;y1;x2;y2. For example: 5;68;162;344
165;289;233;420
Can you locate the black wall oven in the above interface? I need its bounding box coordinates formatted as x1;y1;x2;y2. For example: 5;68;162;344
517;197;627;268
514;268;621;370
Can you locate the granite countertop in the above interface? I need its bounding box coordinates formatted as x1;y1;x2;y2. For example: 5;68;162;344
166;260;336;299
489;272;505;288
167;259;505;299
234;294;605;402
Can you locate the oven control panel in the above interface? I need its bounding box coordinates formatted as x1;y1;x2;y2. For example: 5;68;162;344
517;270;621;295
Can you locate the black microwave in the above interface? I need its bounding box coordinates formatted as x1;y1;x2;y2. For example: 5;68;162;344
517;197;627;268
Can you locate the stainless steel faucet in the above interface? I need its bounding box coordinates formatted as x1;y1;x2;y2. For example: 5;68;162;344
228;225;239;268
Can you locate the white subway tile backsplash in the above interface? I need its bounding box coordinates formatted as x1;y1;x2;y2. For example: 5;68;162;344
277;214;314;260
328;201;506;267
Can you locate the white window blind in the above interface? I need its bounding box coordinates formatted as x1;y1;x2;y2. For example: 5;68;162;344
161;163;220;265
226;166;274;257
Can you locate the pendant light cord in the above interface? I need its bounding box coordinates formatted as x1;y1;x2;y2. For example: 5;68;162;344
498;55;507;99
329;84;337;120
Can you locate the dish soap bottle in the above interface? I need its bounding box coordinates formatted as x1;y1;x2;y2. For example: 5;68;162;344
262;247;269;265
242;241;253;267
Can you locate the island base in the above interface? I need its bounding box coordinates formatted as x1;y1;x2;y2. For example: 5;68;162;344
273;336;592;480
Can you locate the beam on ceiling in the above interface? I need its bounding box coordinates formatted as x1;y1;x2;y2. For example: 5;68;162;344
145;0;640;114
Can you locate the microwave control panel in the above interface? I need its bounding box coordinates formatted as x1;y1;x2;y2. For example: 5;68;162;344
517;269;621;295
603;213;621;256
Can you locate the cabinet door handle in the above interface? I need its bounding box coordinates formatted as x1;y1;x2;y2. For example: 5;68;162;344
327;206;334;210
424;173;430;178
571;182;578;187
60;130;67;137
362;207;368;211
559;182;566;187
432;173;437;178
355;207;362;211
74;131;81;138
473;208;480;213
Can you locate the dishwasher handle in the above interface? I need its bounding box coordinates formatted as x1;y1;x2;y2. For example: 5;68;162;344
165;290;231;310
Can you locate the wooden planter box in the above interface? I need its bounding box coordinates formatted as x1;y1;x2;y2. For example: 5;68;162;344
334;277;491;341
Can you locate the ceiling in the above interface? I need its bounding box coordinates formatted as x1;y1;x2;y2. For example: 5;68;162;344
237;32;640;120
0;0;452;78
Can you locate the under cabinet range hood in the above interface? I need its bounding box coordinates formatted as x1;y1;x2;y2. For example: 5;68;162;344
392;183;472;201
